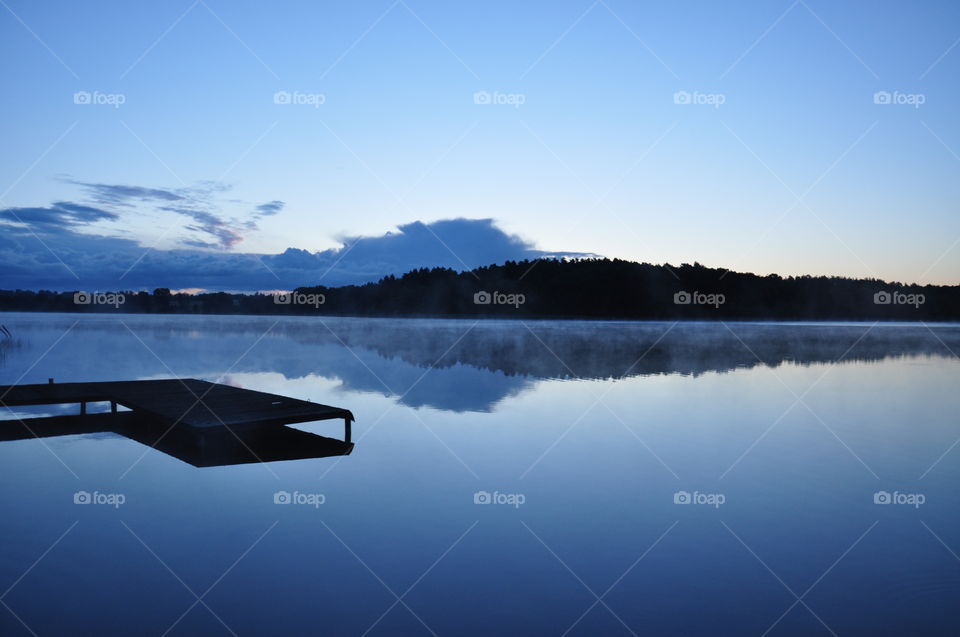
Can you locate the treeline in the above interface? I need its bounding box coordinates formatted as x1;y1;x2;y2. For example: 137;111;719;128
0;258;957;320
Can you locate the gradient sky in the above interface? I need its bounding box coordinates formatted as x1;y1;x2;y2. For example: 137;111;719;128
1;0;958;288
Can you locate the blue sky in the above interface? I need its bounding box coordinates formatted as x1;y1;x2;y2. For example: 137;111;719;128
1;0;958;290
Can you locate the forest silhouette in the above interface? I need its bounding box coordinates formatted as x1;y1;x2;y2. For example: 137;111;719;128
1;258;956;320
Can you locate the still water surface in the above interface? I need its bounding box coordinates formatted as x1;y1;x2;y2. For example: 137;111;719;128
0;313;959;635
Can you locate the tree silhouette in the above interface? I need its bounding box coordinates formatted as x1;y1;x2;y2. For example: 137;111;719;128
1;258;956;320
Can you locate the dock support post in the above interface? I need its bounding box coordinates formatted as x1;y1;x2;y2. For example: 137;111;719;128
111;401;117;414
80;402;86;416
344;417;352;444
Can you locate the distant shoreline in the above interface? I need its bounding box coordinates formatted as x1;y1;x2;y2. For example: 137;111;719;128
2;259;958;322
3;310;960;328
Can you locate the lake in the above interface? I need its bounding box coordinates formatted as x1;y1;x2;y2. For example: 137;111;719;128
1;313;959;636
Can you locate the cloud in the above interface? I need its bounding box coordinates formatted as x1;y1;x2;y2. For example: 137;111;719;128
0;216;589;292
64;180;185;206
0;201;118;232
242;199;286;233
254;200;284;217
158;206;245;249
47;179;286;250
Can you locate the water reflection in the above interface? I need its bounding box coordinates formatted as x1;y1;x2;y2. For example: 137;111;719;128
0;411;352;467
1;314;959;635
1;314;958;413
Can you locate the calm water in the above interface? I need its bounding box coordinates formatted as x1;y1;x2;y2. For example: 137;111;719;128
1;313;959;636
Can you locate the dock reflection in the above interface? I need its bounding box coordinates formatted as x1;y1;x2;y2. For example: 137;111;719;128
0;411;353;467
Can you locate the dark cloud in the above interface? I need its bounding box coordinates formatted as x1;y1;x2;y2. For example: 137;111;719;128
64;180;185;206
50;179;280;249
0;217;589;292
0;201;118;232
159;206;244;249
255;200;284;217
327;218;543;274
242;200;286;234
180;239;220;249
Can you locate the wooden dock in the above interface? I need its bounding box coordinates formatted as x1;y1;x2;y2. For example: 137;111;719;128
1;378;353;435
0;378;355;466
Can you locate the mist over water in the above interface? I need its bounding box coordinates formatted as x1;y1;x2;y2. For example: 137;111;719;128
1;314;959;635
2;313;958;411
